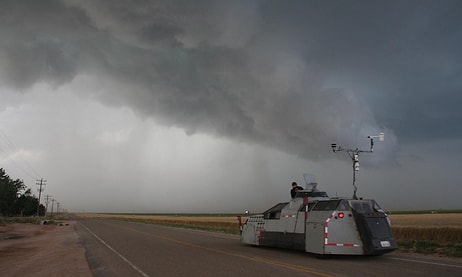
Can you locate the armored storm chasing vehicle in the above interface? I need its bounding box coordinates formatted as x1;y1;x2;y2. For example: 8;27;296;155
240;185;398;256
240;133;398;256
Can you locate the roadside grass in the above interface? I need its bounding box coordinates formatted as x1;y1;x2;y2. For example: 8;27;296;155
442;243;462;257
0;214;71;226
392;225;462;257
134;219;241;235
392;226;462;243
398;240;462;257
389;213;462;257
99;216;242;235
0;216;42;225
388;209;462;215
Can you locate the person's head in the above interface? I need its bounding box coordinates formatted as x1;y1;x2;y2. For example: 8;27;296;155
291;182;297;187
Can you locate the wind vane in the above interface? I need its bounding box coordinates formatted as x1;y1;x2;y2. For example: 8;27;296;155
331;132;384;199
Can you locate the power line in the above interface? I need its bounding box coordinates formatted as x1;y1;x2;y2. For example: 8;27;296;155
0;127;41;180
0;127;41;177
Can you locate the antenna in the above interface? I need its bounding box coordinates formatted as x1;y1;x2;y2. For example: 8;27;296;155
303;173;318;192
331;132;384;199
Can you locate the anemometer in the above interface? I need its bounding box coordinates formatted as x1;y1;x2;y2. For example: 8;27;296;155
331;133;384;199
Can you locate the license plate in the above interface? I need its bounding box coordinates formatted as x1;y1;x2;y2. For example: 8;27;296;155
380;241;391;247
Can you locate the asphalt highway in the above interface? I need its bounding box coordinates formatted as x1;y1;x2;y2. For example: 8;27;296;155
76;218;462;277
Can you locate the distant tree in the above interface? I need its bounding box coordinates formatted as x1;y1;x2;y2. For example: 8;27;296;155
0;168;40;216
12;189;45;216
0;168;26;216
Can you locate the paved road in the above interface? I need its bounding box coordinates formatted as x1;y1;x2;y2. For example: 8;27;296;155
76;218;462;277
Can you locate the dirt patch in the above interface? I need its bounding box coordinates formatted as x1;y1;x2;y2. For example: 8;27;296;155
0;221;91;277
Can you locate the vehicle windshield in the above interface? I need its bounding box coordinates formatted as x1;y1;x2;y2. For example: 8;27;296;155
349;200;382;213
263;202;288;219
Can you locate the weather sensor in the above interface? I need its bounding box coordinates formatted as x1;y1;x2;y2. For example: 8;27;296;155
331;133;384;199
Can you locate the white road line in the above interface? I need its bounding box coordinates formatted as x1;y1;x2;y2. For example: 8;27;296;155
79;222;150;277
388;257;462;269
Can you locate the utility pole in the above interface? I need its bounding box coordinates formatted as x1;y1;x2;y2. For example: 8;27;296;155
44;195;51;217
36;178;47;217
50;198;55;217
56;202;60;216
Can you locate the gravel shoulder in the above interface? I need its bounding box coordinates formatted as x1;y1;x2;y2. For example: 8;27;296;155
0;221;92;277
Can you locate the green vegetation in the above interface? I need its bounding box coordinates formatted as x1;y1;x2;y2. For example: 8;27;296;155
398;240;439;255
388;209;462;215
0;168;45;217
398;240;462;257
442;243;462;257
0;216;69;226
0;216;42;225
392;225;462;257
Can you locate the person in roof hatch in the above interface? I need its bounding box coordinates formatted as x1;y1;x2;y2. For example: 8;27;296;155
290;182;304;198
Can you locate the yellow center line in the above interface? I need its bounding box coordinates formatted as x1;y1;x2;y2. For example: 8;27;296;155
124;225;335;277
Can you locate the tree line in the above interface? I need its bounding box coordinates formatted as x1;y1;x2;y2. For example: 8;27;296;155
0;168;45;216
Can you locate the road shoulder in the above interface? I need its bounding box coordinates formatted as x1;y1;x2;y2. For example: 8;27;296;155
0;221;92;277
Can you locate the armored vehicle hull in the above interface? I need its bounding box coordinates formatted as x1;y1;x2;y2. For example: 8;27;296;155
240;190;398;256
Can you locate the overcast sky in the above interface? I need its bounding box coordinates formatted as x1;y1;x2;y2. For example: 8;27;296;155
1;0;461;213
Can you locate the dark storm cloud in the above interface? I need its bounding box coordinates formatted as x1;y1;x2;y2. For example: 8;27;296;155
1;0;460;162
274;1;462;143
0;1;80;89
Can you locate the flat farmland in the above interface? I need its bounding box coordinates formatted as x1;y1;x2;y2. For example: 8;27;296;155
77;213;242;231
388;213;462;228
388;214;462;254
77;213;462;235
78;212;462;229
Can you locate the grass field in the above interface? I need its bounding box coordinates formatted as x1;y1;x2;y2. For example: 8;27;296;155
387;213;462;256
77;212;462;257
